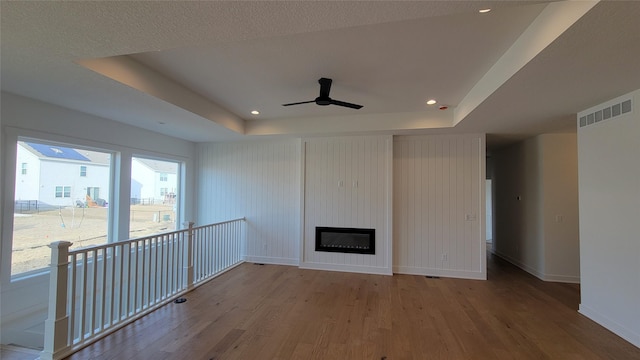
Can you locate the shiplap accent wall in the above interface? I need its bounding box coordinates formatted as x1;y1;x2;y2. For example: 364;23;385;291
393;134;486;280
302;136;393;275
197;141;301;265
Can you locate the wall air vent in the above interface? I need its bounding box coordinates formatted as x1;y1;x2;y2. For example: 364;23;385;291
580;99;632;128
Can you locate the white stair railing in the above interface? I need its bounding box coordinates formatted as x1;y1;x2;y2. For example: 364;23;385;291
41;218;246;360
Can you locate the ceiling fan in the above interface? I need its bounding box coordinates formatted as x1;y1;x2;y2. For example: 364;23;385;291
282;78;363;109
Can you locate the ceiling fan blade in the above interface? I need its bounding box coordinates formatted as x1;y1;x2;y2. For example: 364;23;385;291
330;99;363;109
282;100;315;106
318;78;332;99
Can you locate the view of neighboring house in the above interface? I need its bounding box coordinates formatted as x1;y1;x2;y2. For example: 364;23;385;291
14;142;110;208
131;158;178;204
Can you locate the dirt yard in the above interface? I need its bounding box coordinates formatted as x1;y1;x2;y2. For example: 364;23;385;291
12;204;176;275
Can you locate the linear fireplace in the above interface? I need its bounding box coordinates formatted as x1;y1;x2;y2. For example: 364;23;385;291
315;227;375;255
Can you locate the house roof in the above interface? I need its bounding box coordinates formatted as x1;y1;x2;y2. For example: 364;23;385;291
2;1;639;149
23;142;89;161
19;141;110;165
134;158;178;174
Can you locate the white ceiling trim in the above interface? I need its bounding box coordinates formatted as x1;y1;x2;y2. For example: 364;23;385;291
245;110;453;137
77;56;244;134
454;0;599;126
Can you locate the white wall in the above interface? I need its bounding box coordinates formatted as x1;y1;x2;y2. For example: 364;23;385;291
196;134;487;279
393;134;486;280
540;134;580;282
301;136;392;275
493;134;579;283
196;140;301;265
486;180;493;241
1;92;196;348
577;89;640;347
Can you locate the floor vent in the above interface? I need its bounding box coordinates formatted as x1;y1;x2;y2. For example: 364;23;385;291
579;99;632;127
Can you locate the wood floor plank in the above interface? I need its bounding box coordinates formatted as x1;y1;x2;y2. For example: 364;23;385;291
66;254;640;360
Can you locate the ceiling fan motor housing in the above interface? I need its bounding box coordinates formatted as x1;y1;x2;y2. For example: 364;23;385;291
315;97;331;106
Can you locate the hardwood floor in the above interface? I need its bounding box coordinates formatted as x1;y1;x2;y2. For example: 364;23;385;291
0;345;41;360
67;254;640;360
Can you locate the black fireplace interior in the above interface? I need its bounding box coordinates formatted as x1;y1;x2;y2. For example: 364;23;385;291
315;227;375;255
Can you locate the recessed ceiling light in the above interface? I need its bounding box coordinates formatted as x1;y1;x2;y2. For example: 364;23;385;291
426;99;437;105
251;110;260;115
479;8;491;13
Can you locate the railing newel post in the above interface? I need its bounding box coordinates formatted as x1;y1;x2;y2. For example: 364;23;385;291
42;241;73;360
185;221;195;289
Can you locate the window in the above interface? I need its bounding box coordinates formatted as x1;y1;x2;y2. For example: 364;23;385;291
21;163;27;175
55;186;71;198
12;139;112;276
80;165;87;177
130;157;179;239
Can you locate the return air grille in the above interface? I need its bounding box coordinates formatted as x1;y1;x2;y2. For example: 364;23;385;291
580;99;632;127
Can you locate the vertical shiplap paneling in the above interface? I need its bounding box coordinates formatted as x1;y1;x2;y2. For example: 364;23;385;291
196;140;301;266
441;138;451;270
456;137;465;271
393;134;485;279
302;136;392;275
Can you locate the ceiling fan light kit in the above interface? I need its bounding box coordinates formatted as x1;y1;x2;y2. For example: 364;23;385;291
283;78;363;109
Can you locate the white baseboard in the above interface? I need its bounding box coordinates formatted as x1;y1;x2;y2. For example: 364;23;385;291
492;250;545;279
579;304;640;348
492;250;580;284
393;266;486;280
299;262;392;276
543;273;580;284
244;256;299;266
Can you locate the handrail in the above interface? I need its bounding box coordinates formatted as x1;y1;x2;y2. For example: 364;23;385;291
67;229;187;254
41;218;246;360
191;217;246;231
65;217;247;254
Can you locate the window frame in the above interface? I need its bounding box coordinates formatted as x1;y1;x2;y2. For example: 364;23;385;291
2;127;188;283
7;136;116;280
130;155;182;240
80;165;87;177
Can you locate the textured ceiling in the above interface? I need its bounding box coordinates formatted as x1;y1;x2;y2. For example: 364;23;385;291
2;1;640;147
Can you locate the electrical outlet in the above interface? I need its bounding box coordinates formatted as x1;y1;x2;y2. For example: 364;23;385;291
441;253;448;261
